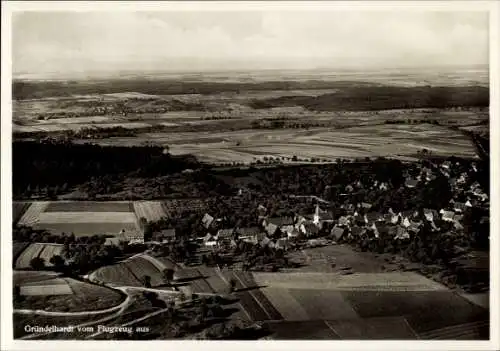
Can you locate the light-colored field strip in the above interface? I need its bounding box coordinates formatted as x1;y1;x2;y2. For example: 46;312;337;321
38;244;64;267
37;212;138;223
20;284;73;296
418;320;489;340
18;202;49;226
37;116;111;124
15;243;46;269
260;287;310;321
139;254;167;272
253;272;447;292
133;201;166;222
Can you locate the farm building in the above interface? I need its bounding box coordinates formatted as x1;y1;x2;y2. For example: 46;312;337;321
257;204;268;217
441;210;455;222
338;216;350;227
359;202;372;210
424;209;439;222
331;226;345;241
217;228;235;238
201;213;215;229
264;222;279;236
401;216;411;228
405;178;418;188
235;226;261;239
275;238;289;250
453;202;467;213
364;212;381;225
313;205;334;227
299;222;319;237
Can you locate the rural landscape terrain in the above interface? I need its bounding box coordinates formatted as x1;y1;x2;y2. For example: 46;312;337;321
12;66;490;340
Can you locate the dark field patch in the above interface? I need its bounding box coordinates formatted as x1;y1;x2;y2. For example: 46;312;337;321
45;201;132;212
264;320;340;339
13;242;30;262
290;289;359;320
326;316;418;339
342;291;489;333
13;202;30;225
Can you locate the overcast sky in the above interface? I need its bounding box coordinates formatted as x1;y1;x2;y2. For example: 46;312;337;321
12;11;489;76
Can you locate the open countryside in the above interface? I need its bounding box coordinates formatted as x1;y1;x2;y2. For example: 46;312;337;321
10;8;492;343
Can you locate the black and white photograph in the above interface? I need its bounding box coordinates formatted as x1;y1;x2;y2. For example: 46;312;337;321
1;1;498;349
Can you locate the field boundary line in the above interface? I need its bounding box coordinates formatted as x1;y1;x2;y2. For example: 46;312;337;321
323;320;341;338
233;272;272;320
215;268;252;321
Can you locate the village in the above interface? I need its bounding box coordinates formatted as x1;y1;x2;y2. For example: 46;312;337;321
144;156;489;290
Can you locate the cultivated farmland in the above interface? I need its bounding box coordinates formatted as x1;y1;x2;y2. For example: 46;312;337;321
16;201;143;239
14;277;124;313
18;202;49;226
133;201;166;222
14;243;64;269
13;202;30;225
45;201;133;212
15;243;46;269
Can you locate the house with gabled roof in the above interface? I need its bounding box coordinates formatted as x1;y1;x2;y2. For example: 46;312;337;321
408;222;421;234
331;226;346;241
201;213;215;229
313;205;335;227
257;204;267;218
441;210;455;222
337;215;349;227
442;160;452;170
217;228;235;239
453;202;467;213
359;202;372;210
264;222;279;237
394;226;410;240
300;221;319;237
275;237;289;250
364;212;381;225
236;226;261;239
370;222;380;238
424;208;439;222
260;236;271;247
405;178;419;188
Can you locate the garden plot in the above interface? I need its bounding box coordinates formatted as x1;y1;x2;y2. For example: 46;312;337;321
133;201;166;222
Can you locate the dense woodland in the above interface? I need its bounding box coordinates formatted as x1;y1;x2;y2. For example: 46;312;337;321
13;79;383;100
249;86;489;111
13;141;200;197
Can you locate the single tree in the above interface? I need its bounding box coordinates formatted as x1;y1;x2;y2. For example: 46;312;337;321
143;275;152;288
30;257;45;270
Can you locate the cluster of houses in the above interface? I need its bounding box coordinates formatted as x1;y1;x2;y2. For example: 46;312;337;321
191;158;489;252
120;157;488;256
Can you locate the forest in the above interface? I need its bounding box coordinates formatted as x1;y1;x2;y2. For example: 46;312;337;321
12;140;201;197
248;86;489;111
